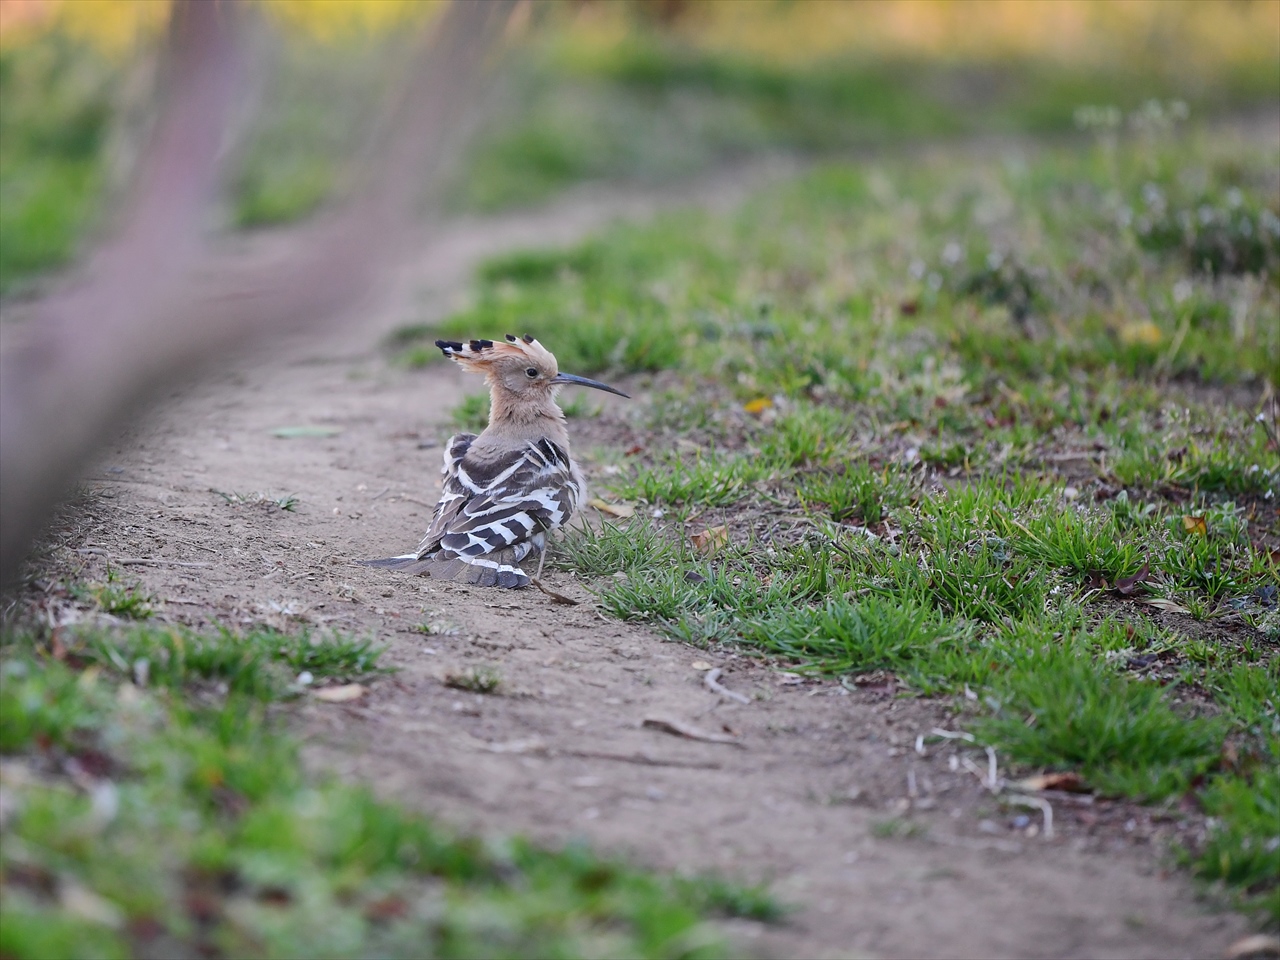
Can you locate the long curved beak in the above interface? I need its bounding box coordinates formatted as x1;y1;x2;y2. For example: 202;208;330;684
551;372;630;398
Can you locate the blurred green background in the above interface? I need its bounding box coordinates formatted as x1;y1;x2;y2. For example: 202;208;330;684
1;0;1277;296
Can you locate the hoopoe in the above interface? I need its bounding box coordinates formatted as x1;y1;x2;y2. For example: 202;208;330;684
360;335;628;588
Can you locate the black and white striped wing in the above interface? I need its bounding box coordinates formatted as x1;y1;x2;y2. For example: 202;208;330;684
362;436;578;587
413;432;477;558
426;437;580;560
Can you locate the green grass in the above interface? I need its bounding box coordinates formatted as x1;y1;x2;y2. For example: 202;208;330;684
0;36;114;294
81;624;389;699
443;121;1280;921
1187;754;1280;922
449;393;491;433
8;14;1277;294
458;33;1280;211
975;646;1226;799
0;625;776;958
399;122;1280;390
71;569;156;621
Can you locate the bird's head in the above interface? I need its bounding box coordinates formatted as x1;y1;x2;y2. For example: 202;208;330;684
435;335;629;402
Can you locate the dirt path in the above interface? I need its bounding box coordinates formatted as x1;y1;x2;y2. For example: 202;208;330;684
34;163;1249;959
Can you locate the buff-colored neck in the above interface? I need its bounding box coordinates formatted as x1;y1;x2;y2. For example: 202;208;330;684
480;380;571;450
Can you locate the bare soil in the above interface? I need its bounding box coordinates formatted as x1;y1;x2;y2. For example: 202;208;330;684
17;165;1254;959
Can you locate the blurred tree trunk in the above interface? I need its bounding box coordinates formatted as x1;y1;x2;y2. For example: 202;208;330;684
0;0;516;586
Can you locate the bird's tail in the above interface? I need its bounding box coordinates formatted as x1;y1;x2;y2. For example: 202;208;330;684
428;548;529;588
357;550;531;588
356;554;436;575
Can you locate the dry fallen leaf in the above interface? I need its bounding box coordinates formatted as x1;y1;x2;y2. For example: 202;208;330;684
690;661;713;671
588;497;635;519
1222;934;1280;960
1013;771;1090;794
1181;515;1207;536
313;683;367;703
743;397;773;415
690;525;729;556
1139;597;1191;614
1114;562;1150;596
1119;320;1163;346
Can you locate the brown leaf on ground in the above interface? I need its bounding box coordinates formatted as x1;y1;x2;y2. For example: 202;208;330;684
588;498;635;519
690;525;728;556
314;683;367;703
257;886;292;907
1114;563;1150;595
1014;771;1090;794
1222;934;1280;960
1220;742;1243;774
1181;515;1208;536
364;894;410;923
1140;597;1191;614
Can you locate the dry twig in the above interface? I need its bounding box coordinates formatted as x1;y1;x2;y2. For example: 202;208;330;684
642;716;744;746
703;667;750;704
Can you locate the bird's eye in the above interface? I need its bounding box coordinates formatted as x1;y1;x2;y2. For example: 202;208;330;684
525;367;538;378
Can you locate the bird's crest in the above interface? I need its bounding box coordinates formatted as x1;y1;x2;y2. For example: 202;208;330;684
435;335;557;376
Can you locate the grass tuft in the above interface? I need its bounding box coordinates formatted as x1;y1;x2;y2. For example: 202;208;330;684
0;629;775;958
976;648;1225;800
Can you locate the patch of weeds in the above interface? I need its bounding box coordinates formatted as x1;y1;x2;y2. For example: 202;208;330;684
0;658;103;754
273;631;387;682
559;391;601;419
926;544;1048;623
385;324;447;368
215;490;300;512
415;618;460;638
0;35;115;293
73;568;155;620
975;646;1224;800
443;665;502;694
753;404;850;468
552;518;678;578
998;507;1148;583
1134;184;1280;279
597;556;806;640
448;393;490;433
1204;661;1280;739
1186;754;1280;924
871;817;927;840
676;875;786;923
613;451;773;511
734;596;980;695
797;462;911;525
0;629;768;959
918;440;972;471
73;624;388;700
477;245;602;285
953;253;1046;326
